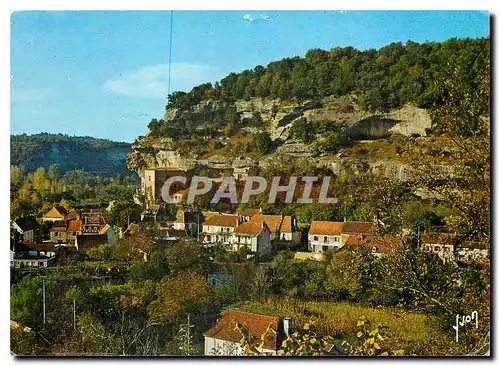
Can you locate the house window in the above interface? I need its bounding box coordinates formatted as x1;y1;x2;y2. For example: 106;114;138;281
433;246;440;252
323;236;328;243
322;245;329;252
334;236;339;242
313;236;318;241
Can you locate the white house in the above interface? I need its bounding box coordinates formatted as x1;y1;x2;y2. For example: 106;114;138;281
308;221;375;253
308;221;344;252
231;220;271;255
421;232;456;263
202;214;240;244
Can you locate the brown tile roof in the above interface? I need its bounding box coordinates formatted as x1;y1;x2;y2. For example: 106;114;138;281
204;214;239;228
24;243;56;251
239;208;262;217
51;221;68;232
342;221;375;235
251;215;283;233
203;310;279;350
67;220;82;233
280;216;294;233
422;232;456;246
345;235;397;254
309;221;344;236
234;220;266;236
461;241;489;250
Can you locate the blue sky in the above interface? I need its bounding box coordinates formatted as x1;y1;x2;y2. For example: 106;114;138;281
11;10;490;142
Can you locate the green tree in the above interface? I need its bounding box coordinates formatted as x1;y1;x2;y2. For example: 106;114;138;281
252;132;272;155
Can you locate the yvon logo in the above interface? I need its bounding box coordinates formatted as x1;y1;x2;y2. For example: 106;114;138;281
452;311;478;342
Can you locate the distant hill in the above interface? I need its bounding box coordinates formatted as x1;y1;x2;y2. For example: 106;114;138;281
11;133;131;175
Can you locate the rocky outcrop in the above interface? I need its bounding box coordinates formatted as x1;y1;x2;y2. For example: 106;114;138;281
128;95;433;179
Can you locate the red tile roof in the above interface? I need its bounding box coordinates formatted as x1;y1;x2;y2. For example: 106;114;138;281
239;208;262;217
251;215;283;233
67;220;82;233
280;216;293;233
342;221;375;235
203;310;279;350
234;220;267;236
422;232;456;246
309;221;344;236
345;235;397;254
204;214;239;228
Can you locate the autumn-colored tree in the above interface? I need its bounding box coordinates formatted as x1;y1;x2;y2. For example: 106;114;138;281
148;271;212;324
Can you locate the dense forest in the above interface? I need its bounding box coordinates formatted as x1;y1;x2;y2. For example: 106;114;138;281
11;133;132;175
164;38;489;113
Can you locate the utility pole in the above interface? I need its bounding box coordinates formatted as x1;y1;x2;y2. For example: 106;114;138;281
42;280;46;325
73;299;76;330
187;314;191;352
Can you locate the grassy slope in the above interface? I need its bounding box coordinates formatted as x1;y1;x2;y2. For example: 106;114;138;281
233;299;438;354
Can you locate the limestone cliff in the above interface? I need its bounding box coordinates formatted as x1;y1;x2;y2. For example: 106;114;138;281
127;95;433;180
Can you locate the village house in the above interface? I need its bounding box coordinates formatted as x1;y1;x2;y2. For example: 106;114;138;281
172;210;201;236
12;254;55;269
308;221;375;253
421;232;456;263
202;214;240;244
50;219;82;245
250;214;301;247
231;220;272;255
308;221;344;252
204;310;291;356
456;241;489;261
11;216;41;244
140;168;188;206
42;205;68;222
345;234;396;257
237;208;262;222
80;211;107;234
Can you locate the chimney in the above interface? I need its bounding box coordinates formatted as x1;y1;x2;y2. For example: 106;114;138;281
283;317;293;338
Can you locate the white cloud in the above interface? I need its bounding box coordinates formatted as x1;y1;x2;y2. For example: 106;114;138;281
103;63;221;99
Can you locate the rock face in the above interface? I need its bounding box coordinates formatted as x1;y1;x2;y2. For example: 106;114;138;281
163;95;431;142
128;95;432;180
